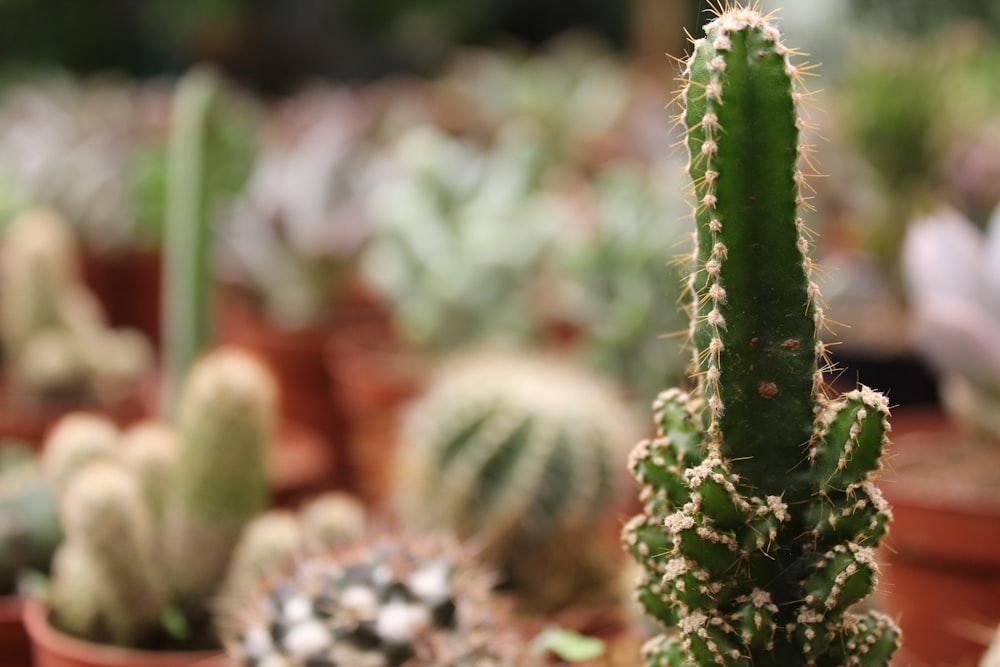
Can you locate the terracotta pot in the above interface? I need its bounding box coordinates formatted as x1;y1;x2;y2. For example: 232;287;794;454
878;409;1000;667
22;597;227;667
324;318;429;510
80;248;163;350
269;420;339;507
1;595;31;667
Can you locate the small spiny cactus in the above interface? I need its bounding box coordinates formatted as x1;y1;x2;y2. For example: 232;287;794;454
621;4;900;665
222;533;537;666
394;348;640;612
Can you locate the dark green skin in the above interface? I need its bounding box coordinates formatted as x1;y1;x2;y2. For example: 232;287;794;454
687;26;816;504
624;11;900;666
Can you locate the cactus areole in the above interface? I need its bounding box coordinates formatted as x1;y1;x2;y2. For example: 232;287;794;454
623;4;901;666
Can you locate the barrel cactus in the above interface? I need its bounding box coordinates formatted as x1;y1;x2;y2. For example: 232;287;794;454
0;443;61;596
394;348;640;612
222;532;537;666
621;5;900;665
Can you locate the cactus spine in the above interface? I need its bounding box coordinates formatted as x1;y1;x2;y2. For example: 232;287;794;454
395;349;639;612
622;5;900;666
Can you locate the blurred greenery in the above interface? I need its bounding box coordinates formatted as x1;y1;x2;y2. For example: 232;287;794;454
0;0;659;94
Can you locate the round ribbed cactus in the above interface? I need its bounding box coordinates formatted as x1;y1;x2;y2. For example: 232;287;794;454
394;348;640;612
0;443;61;595
621;5;900;666
161;346;276;611
223;533;536;666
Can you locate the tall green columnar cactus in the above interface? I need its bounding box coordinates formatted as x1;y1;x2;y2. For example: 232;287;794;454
622;5;901;666
161;346;275;613
162;67;220;417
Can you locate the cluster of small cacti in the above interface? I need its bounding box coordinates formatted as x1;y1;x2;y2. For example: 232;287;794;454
621;5;900;665
0;207;152;401
223;532;537;667
40;346;277;649
393;348;641;612
0;442;61;595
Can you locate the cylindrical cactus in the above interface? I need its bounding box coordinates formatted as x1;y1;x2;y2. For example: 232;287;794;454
58;461;165;647
40;412;120;497
119;420;178;526
218;509;304;606
161;346;276;611
394;348;640;612
222;533;536;667
621;6;900;666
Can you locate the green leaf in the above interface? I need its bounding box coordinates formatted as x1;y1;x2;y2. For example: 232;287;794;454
532;627;606;662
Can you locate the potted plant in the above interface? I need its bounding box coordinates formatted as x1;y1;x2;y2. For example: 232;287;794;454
884;203;1000;666
0;207;154;444
621;5;901;665
23;345;275;666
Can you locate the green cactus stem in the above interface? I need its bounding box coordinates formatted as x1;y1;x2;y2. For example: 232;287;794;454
622;5;900;666
160;346;276;612
161;67;221;418
40;413;119;497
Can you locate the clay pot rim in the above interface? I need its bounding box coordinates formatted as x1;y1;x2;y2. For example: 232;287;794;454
21;597;227;666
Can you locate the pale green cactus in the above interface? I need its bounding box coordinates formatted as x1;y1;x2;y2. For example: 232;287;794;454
394;348;640;612
40;346;278;651
57;461;165;647
39;412;119;496
621;5;900;665
119;420;178;526
161;346;276;612
0;207;152;401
